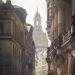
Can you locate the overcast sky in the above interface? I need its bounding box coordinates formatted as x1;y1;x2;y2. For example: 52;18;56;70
3;0;47;32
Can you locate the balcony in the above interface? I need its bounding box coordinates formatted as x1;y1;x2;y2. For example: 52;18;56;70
62;25;75;46
50;35;63;49
50;25;75;48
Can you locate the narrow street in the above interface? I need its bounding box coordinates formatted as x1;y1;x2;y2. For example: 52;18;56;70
0;0;75;75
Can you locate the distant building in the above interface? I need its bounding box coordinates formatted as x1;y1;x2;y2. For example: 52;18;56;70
0;0;35;75
46;0;75;75
33;10;48;75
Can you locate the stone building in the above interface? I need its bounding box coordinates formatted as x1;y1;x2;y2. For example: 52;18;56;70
33;10;48;75
46;0;75;75
0;0;35;75
22;23;35;75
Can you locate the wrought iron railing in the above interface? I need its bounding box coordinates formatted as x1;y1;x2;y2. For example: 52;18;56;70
62;25;75;45
50;34;63;49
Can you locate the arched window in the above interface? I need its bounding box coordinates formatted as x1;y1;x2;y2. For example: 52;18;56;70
36;21;39;26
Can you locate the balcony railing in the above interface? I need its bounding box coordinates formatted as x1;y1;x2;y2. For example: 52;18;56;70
47;24;75;50
50;34;63;49
62;25;75;46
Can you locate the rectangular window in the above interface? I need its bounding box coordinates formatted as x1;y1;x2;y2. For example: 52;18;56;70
49;9;51;17
49;2;51;8
0;43;2;57
0;48;2;57
0;22;4;35
37;21;39;26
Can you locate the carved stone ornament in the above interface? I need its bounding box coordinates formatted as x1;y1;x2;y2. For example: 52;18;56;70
54;54;65;65
58;2;66;12
71;50;75;58
51;1;58;14
46;57;51;63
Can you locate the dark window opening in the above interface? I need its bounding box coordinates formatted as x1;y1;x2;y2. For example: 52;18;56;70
0;22;4;35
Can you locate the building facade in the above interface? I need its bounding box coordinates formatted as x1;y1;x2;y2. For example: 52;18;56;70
46;0;75;75
0;0;35;75
33;10;48;75
22;24;35;75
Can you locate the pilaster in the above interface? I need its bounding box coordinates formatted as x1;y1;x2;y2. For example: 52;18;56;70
54;7;58;39
58;2;66;35
51;19;54;42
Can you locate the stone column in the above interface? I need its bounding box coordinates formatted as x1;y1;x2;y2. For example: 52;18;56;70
58;3;66;35
51;19;54;42
54;7;58;39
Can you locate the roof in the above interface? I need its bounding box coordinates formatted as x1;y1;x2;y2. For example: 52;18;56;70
0;0;4;4
13;5;22;8
13;5;27;23
35;11;40;17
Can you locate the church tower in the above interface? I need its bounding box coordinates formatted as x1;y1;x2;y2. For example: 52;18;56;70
33;9;42;30
33;10;48;75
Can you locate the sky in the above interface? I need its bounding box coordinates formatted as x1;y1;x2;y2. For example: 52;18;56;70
3;0;47;32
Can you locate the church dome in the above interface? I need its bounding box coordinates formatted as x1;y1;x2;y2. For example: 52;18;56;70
35;11;40;17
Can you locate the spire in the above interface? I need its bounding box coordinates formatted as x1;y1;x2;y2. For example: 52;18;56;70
35;7;40;17
6;0;13;10
37;6;38;12
6;0;11;4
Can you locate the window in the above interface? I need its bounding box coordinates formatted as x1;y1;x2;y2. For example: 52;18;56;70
36;21;39;26
49;9;51;17
49;2;51;8
0;48;2;57
0;43;2;57
0;22;4;34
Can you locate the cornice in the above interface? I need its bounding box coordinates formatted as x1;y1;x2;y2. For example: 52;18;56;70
46;0;52;2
